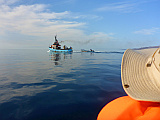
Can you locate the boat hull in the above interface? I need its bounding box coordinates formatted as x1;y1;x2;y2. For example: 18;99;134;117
81;49;94;52
49;48;73;52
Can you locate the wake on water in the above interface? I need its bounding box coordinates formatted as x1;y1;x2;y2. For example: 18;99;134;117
47;50;124;54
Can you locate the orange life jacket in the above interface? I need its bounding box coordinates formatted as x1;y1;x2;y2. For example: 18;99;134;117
97;96;160;120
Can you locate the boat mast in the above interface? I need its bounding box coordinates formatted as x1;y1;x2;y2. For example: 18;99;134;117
55;35;57;42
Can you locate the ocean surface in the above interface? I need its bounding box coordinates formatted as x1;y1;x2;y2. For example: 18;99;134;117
0;49;126;120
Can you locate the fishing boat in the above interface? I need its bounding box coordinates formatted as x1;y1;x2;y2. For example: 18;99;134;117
49;35;73;52
81;49;95;52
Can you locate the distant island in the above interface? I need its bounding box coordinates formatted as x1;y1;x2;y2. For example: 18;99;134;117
121;46;159;50
133;46;159;50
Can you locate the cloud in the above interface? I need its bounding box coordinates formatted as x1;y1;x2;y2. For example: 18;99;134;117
95;1;145;13
0;3;85;36
134;28;160;35
0;2;101;37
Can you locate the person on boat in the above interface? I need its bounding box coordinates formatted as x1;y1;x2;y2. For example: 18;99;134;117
97;47;160;120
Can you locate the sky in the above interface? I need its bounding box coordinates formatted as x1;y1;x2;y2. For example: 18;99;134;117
0;0;160;51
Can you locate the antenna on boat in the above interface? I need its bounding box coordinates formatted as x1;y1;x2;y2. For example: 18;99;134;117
55;34;58;42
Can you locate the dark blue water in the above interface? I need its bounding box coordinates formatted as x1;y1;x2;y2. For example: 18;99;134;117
0;49;126;120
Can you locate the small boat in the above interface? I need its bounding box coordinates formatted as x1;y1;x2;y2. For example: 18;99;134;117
49;35;73;52
81;49;95;52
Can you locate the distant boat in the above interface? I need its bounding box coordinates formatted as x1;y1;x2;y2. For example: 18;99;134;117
49;35;73;52
81;49;95;52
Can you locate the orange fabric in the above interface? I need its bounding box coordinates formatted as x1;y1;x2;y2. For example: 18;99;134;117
97;96;160;120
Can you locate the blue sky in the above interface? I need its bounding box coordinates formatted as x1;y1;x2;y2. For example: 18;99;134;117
0;0;159;50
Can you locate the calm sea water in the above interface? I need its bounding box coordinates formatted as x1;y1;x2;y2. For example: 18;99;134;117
0;49;126;120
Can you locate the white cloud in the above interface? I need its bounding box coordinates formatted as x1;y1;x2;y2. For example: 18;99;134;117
0;3;84;36
134;28;160;35
0;3;101;37
96;1;144;13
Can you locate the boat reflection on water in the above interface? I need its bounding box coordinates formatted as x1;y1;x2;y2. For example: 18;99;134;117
49;51;72;65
